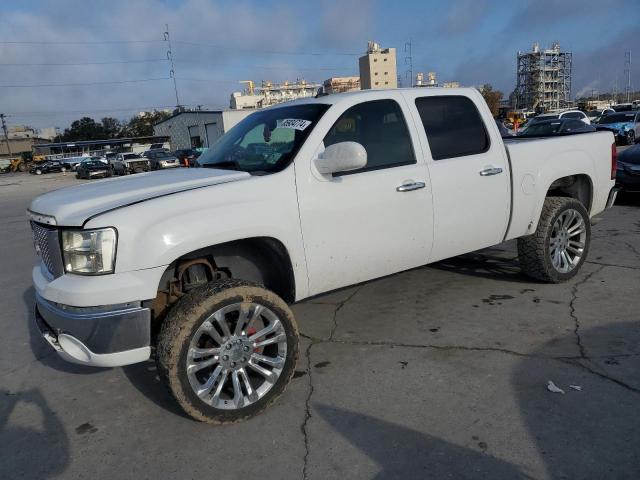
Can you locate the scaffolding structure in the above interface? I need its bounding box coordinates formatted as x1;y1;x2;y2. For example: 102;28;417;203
515;43;572;112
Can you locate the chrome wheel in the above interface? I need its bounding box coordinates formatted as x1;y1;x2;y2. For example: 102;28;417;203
186;302;287;410
549;208;586;273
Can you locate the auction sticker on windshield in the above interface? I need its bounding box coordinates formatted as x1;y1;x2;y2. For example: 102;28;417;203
279;119;312;130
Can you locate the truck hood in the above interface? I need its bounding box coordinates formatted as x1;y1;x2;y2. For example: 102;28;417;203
29;168;250;226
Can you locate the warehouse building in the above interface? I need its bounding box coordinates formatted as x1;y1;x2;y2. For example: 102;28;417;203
153;110;254;150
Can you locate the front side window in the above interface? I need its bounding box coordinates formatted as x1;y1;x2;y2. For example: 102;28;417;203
323;99;415;174
198;103;329;174
415;96;489;160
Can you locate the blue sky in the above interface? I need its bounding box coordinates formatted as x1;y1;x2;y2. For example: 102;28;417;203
0;0;638;129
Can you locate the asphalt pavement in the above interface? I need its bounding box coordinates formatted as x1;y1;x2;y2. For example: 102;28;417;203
1;172;639;479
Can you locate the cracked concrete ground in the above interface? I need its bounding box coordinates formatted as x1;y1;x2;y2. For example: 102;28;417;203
1;173;639;479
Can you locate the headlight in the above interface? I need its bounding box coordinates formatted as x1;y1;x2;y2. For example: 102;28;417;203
61;228;117;274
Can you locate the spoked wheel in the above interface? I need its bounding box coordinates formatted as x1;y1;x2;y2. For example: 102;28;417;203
157;279;298;424
549;209;587;274
518;196;591;283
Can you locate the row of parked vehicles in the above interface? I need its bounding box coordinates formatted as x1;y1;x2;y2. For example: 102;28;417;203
28;148;202;179
501;106;640;146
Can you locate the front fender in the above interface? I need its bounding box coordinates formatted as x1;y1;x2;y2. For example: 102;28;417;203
85;168;310;299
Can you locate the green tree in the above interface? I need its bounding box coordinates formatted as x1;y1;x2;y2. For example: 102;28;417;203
100;117;122;138
122;110;171;137
479;84;503;117
60;117;105;141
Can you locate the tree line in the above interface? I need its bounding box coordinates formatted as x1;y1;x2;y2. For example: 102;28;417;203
56;110;172;142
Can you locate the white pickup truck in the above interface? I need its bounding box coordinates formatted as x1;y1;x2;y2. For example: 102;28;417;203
29;88;618;423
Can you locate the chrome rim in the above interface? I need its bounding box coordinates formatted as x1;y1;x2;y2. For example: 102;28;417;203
549;208;587;273
186;302;287;410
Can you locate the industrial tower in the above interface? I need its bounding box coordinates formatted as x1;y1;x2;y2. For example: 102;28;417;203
515;43;572;112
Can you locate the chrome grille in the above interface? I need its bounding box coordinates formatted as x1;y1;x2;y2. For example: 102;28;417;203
31;222;64;278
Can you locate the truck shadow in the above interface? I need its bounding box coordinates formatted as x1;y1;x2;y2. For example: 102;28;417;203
0;388;70;479
433;250;531;284
315;322;640;478
512;321;640;479
314;404;528;479
121;355;191;419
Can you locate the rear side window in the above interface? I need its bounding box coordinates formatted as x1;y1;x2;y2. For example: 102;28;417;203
323;99;415;173
415;96;489;160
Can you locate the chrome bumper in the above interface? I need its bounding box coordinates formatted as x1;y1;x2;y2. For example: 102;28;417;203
35;293;151;367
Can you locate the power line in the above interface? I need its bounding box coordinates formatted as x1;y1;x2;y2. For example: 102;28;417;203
5;104;227;117
0;77;171;88
173;40;360;56
0;39;163;45
0;58;168;66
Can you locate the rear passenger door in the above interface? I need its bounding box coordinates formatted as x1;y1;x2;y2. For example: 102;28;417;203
406;91;511;262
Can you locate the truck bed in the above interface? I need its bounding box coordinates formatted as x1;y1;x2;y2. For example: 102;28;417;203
502;131;614;240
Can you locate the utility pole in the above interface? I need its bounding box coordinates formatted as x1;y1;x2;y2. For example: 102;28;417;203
164;24;181;108
404;39;413;87
0;114;12;158
624;51;631;103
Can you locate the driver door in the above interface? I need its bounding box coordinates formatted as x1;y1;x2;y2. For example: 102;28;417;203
295;96;434;296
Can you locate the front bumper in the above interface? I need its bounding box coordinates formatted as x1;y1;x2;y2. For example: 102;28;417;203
35;293;151;367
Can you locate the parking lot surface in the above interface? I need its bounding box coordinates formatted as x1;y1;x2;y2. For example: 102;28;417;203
1;172;639;479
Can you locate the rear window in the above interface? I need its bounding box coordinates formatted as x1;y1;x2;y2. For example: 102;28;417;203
415;96;489;160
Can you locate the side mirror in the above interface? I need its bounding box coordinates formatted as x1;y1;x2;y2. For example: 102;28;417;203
314;141;367;175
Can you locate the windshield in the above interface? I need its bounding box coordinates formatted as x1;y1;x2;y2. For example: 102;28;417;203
123;154;140;159
599;113;635;124
198;103;330;174
586;111;600;118
519;122;563;136
81;161;106;167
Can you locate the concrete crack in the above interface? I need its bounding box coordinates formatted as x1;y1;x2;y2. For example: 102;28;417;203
570;266;604;358
300;341;315;480
562;358;640;394
586;260;640;270
328;285;363;341
624;241;640;260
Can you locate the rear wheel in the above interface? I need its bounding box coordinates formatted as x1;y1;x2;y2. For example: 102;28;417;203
518;197;591;283
157;279;298;424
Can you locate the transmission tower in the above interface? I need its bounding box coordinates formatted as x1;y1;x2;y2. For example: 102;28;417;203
164;24;181;107
624;51;631;103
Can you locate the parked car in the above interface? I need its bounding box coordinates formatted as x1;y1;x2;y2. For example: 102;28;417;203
596;111;640;145
29;88;617;424
75;158;113;179
518;118;596;137
145;150;180;170
615;144;640;192
29;161;65;175
586;108;615;125
112;153;150;175
174;148;201;167
529;110;591;126
61;156;88;171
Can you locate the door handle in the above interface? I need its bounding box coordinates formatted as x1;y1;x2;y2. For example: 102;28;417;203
396;181;426;192
479;167;503;176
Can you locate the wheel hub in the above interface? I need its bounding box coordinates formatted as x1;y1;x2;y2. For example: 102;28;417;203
219;336;253;369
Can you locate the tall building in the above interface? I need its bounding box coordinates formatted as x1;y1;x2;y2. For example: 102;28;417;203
515;42;572;112
359;41;397;90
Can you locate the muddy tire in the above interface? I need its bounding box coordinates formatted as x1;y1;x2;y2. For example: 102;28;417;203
518;196;591;283
156;279;299;424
